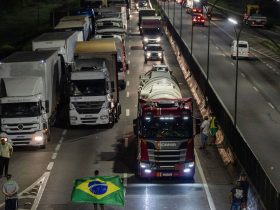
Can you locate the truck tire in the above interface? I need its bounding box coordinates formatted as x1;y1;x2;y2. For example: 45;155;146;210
144;59;147;63
107;113;115;128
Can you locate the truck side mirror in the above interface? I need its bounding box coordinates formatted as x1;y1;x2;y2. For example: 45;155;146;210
133;118;138;135
194;118;201;135
45;100;50;113
111;81;115;92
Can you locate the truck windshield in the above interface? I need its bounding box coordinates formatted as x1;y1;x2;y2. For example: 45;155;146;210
143;29;161;36
71;79;106;96
142;117;193;139
1;102;41;118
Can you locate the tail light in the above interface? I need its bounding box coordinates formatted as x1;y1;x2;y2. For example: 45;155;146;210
186;138;194;161
140;140;149;161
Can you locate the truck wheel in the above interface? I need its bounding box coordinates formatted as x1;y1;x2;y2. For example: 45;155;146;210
107;113;115;128
144;59;147;63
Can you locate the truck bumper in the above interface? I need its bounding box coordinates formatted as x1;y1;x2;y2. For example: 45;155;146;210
0;131;46;147
138;162;195;178
69;110;110;126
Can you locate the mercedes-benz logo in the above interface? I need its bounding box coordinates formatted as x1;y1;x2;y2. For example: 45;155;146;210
18;124;24;130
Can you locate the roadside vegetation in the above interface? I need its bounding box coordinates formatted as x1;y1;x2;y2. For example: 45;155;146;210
0;0;79;58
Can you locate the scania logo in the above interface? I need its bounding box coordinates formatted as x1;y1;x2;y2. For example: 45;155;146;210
156;142;177;149
160;142;177;147
18;124;24;130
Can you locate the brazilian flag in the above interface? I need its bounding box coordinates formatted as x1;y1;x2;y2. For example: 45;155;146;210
71;176;125;206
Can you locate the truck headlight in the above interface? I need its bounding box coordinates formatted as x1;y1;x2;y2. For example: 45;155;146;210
144;37;148;42
140;162;150;168
70;116;77;121
185;161;195;168
156;37;161;42
100;115;108;120
34;135;44;142
158;52;162;57
147;52;151;57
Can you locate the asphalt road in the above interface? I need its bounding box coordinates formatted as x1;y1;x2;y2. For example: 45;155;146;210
162;1;280;191
0;3;237;210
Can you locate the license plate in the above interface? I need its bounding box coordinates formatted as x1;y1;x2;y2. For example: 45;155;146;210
161;172;172;177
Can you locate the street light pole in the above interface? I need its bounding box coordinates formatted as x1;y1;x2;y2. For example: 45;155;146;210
168;0;170;17
180;3;182;36
173;0;176;25
206;0;220;93
190;20;194;66
228;18;244;127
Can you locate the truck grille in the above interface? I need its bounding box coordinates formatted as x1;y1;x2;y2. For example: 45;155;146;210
147;141;187;170
73;101;104;114
2;123;39;134
80;117;98;123
11;138;32;146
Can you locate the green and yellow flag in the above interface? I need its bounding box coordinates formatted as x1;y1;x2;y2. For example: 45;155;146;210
71;176;125;206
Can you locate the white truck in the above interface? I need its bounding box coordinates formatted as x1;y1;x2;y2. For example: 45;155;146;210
69;40;121;127
0;51;62;148
54;16;91;41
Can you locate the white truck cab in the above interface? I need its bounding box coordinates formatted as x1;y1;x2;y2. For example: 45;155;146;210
231;40;249;59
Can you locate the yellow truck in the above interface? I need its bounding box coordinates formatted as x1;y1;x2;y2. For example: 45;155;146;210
243;5;267;27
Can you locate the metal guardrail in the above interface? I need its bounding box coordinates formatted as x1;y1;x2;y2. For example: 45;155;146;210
160;6;280;210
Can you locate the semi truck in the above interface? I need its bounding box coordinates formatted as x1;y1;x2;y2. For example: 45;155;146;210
243;4;267;27
69;40;121;127
32;31;78;72
0;51;62;148
140;16;162;35
133;66;198;178
54;16;91;41
138;8;156;26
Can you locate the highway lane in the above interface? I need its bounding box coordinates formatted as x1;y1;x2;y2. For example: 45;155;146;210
162;1;280;191
34;5;233;210
0;3;237;210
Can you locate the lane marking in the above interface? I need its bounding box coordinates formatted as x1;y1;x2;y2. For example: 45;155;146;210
126;81;130;86
195;149;216;210
128;52;131;56
31;172;50;210
126;109;130;116
127;70;130;75
268;102;275;109
62;129;67;136
126;91;130;97
222;54;226;57
47;162;54;171
59;137;64;144
51;153;57;160
253;86;259;92
128;60;131;64
55;144;61;152
241;73;246;78
230;62;234;66
215;46;219;50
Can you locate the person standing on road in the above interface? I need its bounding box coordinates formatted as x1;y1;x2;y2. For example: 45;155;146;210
239;173;249;210
0;138;13;178
93;170;105;210
199;116;210;149
229;180;245;210
209;113;218;145
2;174;19;210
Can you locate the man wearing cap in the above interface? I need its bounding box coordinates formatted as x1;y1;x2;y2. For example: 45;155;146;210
2;174;19;210
0;138;13;178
